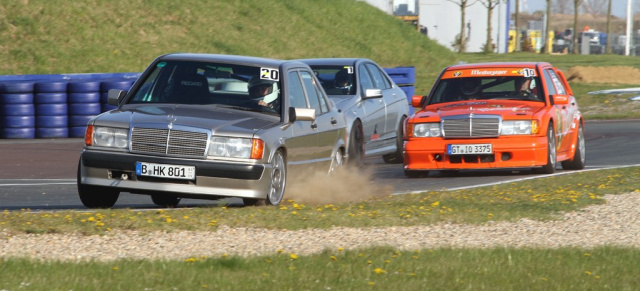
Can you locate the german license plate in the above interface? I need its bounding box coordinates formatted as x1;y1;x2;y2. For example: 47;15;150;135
136;162;195;180
447;144;492;155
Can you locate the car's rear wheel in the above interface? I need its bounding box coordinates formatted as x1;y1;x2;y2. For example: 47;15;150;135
534;125;557;174
383;116;406;164
77;160;119;208
561;123;586;170
347;121;364;167
404;169;429;178
151;193;181;208
329;148;344;173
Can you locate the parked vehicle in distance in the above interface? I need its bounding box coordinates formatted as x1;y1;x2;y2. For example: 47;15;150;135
78;53;346;208
404;62;585;177
297;58;410;165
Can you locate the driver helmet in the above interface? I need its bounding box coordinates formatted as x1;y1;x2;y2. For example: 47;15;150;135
248;77;279;104
334;69;353;93
460;78;482;96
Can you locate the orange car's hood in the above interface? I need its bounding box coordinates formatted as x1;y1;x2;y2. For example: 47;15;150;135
415;100;545;121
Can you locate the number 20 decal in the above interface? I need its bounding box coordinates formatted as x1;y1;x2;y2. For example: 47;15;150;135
260;68;280;81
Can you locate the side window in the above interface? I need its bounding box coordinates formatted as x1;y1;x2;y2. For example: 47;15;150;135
543;69;557;96
358;64;374;91
300;71;326;114
366;63;390;89
287;71;308;108
548;70;567;95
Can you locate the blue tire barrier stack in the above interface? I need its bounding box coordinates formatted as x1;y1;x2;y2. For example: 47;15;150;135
0;72;139;139
1;81;36;139
68;80;102;138
35;80;69;138
384;66;416;115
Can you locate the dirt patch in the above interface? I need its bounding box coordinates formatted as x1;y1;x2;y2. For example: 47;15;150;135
566;66;640;85
285;166;392;205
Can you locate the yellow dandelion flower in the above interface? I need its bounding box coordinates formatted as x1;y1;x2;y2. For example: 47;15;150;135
330;256;338;261
585;270;592;276
166;218;173;223
183;216;189;220
367;260;373;264
368;281;375;286
374;268;386;274
290;254;299;260
112;266;119;271
430;201;440;207
291;211;297;215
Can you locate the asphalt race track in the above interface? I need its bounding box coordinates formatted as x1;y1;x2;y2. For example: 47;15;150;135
1;120;639;210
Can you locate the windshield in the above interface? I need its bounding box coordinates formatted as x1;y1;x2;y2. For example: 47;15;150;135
428;76;544;105
128;60;282;116
309;65;356;95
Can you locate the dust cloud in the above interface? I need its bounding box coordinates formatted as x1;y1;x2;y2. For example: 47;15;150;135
284;165;393;205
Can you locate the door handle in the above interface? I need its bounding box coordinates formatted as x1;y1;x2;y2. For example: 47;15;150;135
311;123;318;129
331;118;337;125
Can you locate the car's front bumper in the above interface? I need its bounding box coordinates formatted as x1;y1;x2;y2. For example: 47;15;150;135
403;135;548;170
79;150;270;199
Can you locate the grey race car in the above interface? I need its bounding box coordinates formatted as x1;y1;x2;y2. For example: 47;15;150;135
78;53;346;208
298;58;410;165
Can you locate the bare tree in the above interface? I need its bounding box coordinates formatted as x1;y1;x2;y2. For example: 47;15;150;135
479;0;501;52
553;0;573;14
447;0;477;52
542;0;552;53
572;0;584;54
605;0;612;53
514;0;520;52
582;0;608;16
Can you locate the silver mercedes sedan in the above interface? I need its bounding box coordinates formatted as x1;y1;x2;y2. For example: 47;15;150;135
298;58;410;165
78;53;346;208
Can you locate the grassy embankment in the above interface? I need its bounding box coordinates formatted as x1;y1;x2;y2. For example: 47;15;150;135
2;1;640;290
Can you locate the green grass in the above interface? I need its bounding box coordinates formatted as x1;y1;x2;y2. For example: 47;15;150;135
2;247;640;290
3;167;639;235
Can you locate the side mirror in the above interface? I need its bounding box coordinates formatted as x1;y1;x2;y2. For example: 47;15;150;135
552;94;570;105
363;89;383;99
107;89;127;106
411;95;426;107
288;107;316;123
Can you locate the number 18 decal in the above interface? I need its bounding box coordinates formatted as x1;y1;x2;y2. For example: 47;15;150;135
260;68;280;81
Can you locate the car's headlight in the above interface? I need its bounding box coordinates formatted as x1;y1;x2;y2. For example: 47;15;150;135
89;126;129;148
501;120;538;135
412;123;442;137
208;137;264;159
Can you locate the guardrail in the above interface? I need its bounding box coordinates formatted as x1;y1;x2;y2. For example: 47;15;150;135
0;67;414;139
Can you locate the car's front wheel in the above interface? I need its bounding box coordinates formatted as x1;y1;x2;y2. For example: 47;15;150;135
77;160;119;208
329;148;344;173
383;116;406;164
561;123;586;170
151;193;181;208
266;150;287;206
534;125;557;174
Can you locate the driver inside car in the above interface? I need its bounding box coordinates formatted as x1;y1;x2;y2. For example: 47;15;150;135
248;77;280;109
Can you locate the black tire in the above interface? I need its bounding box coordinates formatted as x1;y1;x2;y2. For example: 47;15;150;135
534;125;557;174
2;116;35;128
36;115;68;128
35;92;67;104
68;81;101;93
382;116;406;164
35;81;68;93
151;193;181;208
561;123;586;170
2;93;34;104
1;128;35;139
35;103;67;116
266;150;286;206
77;160;119;208
404;170;429;178
347;121;364;167
69;103;102;115
36;127;69;138
1;81;35;93
69;92;101;103
2;104;35;116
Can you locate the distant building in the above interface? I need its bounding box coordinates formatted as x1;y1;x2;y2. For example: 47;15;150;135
364;0;510;53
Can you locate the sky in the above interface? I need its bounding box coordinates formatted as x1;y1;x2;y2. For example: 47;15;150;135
519;0;632;18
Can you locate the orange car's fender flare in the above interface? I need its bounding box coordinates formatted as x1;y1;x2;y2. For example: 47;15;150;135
564;117;584;161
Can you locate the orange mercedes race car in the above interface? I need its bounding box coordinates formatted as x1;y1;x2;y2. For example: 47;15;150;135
403;62;585;177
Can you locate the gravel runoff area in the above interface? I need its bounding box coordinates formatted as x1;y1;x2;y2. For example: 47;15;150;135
1;192;639;262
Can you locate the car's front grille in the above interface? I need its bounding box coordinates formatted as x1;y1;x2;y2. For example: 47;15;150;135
442;115;500;138
131;127;208;158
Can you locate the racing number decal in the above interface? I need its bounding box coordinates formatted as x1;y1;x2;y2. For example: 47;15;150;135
260;68;280;81
344;66;354;74
522;69;536;77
